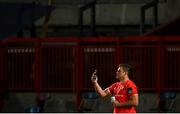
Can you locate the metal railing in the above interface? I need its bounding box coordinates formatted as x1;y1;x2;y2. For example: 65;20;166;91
1;36;180;110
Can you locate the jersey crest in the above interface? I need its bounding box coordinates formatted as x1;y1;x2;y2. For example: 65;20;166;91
127;87;132;94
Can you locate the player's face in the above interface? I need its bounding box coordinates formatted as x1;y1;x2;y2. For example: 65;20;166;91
116;66;126;81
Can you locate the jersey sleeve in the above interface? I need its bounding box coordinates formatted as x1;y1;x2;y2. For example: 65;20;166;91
104;83;116;95
127;81;138;97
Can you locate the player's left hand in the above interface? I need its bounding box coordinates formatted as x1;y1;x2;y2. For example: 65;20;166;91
112;100;121;107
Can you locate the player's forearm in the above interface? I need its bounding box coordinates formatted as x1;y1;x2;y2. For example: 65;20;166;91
115;100;138;107
121;100;138;107
93;82;107;97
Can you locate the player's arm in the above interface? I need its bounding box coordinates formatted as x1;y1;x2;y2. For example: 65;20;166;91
92;82;109;97
91;70;110;97
113;94;138;107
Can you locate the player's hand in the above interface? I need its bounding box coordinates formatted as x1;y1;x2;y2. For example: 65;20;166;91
112;100;121;108
91;69;98;83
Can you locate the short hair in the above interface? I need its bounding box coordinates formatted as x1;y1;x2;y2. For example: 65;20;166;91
119;64;132;75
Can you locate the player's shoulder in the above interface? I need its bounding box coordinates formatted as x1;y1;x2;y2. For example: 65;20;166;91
126;80;137;87
110;81;121;87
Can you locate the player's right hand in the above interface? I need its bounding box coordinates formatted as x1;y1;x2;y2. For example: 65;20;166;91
91;69;98;83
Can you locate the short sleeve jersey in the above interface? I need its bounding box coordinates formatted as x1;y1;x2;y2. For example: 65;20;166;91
107;80;138;113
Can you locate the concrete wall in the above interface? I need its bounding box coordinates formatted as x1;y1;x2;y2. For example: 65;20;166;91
2;92;76;112
2;92;180;113
33;0;180;26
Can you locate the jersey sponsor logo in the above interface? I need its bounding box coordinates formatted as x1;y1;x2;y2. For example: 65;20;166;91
115;85;124;93
114;94;123;97
127;87;132;94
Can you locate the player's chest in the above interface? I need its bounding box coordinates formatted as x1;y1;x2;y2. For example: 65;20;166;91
113;84;127;95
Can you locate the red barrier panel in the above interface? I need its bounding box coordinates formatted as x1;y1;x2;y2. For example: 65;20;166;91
120;45;157;91
3;47;35;90
162;45;180;90
82;46;116;90
41;46;76;91
1;36;180;92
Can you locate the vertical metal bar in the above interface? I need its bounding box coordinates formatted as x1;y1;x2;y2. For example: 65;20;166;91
44;48;46;89
103;47;105;85
30;2;35;38
118;42;122;69
10;48;13;89
54;48;57;89
9;49;12;89
57;48;60;89
39;44;43;92
144;47;147;89
49;48;52;89
148;47;151;89
62;48;65;89
58;48;61;89
171;50;174;89
12;49;15;89
75;38;83;111
52;48;55;89
169;49;173;89
79;41;83;109
66;48;69;89
26;49;29;88
50;48;53;89
91;2;96;36
35;42;41;95
84;47;87;89
23;49;25;89
0;48;3;92
107;48;109;84
17;6;23;38
65;48;68;89
89;47;93;88
4;50;7;89
97;47;100;83
98;48;100;84
152;47;156;89
45;48;47;90
177;50;180;88
135;47;139;87
52;48;55;90
60;48;63;90
41;48;43;90
165;46;168;90
157;42;161;112
140;7;145;34
51;47;55;88
42;0;52;37
59;48;62;89
115;39;120;70
78;8;83;37
30;48;34;89
174;50;177;88
153;2;158;28
15;49;18;89
110;47;113;86
30;22;36;37
20;49;22;89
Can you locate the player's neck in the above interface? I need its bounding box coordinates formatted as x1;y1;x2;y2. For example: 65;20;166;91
121;76;129;83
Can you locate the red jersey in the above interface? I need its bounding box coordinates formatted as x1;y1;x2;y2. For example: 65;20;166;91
107;80;138;113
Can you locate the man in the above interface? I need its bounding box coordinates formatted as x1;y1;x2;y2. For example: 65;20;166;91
91;64;138;113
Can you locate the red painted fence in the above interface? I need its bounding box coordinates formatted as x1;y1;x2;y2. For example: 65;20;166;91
1;36;180;93
1;36;180;110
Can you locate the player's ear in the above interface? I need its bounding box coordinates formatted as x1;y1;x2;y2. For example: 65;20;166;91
124;71;128;75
